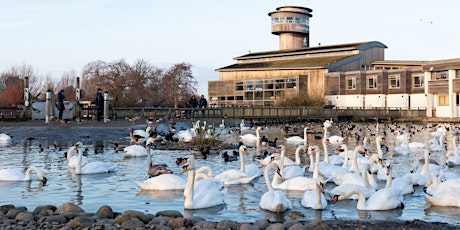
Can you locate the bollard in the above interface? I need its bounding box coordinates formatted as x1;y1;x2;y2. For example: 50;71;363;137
45;90;51;124
104;91;109;123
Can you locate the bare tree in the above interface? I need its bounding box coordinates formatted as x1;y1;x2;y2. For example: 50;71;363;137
160;62;197;108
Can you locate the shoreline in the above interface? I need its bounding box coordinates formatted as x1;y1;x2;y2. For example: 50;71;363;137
1;203;458;230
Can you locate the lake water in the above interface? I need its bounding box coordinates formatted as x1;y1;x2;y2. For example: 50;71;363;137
0;121;459;225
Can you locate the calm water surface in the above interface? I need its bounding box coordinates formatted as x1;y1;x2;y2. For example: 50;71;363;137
0;122;459;225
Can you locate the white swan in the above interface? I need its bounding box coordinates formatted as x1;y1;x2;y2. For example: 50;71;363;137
123;144;147;158
239;126;261;141
0;166;47;183
323;123;345;144
182;155;226;209
331;182;404;211
259;162;292;213
67;142;88;169
129;127;149;144
240;119;250;133
385;162;414;195
284;127;308;146
327;164;376;200
279;145;307;179
214;144;260;185
447;136;460;166
301;180;327;210
0;133;12;142
75;148;117;174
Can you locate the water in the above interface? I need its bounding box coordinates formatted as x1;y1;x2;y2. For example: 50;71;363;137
0;121;460;225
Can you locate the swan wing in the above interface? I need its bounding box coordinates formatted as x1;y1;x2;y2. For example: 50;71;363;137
260;190;292;212
0;169;25;181
273;177;316;191
135;174;186;190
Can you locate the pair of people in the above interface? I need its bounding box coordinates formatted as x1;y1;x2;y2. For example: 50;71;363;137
188;95;207;117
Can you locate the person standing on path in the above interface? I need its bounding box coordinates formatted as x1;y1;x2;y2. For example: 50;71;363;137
199;95;208;117
94;88;104;121
57;89;66;122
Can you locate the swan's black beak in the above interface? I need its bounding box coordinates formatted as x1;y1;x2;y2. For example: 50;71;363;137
41;177;48;185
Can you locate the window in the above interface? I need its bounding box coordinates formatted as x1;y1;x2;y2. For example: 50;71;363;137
346;76;356;90
366;75;377;89
413;75;424;88
264;91;274;99
275;90;284;98
264;80;274;89
255;91;263;100
438;95;448;106
218;96;225;101
287;17;293;23
236;96;243;100
389;74;400;89
235;82;243;91
255;81;263;90
276;80;285;89
245;81;254;90
245;92;253;100
227;96;234;100
434;71;448;80
286;78;296;88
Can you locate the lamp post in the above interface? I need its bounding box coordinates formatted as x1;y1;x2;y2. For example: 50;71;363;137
103;91;109;123
45;90;51;124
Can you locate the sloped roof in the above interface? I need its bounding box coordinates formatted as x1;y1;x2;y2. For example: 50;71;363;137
217;54;354;71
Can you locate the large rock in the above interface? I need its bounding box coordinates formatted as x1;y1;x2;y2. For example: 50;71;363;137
43;215;67;225
168;217;185;229
155;210;183;218
216;219;240;229
32;205;57;215
122;210;152;223
5;209;21;219
120;218;145;229
69;216;95;228
55;202;84;214
254;219;270;229
96;205;114;219
266;223;284;230
15;212;34;222
149;216;171;226
288;223;307;230
240;223;260;230
0;205;15;214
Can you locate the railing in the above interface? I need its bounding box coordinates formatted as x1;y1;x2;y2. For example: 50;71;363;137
111;106;427;121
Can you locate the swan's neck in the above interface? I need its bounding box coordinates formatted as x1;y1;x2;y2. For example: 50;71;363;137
313;149;320;179
196;166;213;176
352;148;360;174
295;146;303;165
76;148;83;174
342;146;349;168
376;138;383;158
361;169;372;190
264;164;275;191
385;167;393;188
322;140;329;163
147;145;152;170
315;183;322;209
309;152;315;169
67;147;76;161
354;190;367;210
424;151;430;175
239;148;245;172
304;128;308;146
323;127;328;140
184;166;195;207
25;166;41;181
279;150;286;171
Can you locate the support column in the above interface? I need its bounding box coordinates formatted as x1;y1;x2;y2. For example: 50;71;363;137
449;69;457;117
104;91;109;123
425;71;433;117
45;90;51;124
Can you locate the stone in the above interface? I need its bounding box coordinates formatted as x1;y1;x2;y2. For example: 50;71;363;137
32;205;57;215
185;216;206;227
43;215;67;225
288;223;307;230
122;210;152;223
5;209;21;219
69;216;95;228
96;205;114;219
155;210;183;218
15;212;34;222
253;219;270;229
304;219;326;230
168;217;185;229
0;205;15;214
113;214;131;225
266;223;284;230
201;221;217;229
283;220;300;229
120;217;145;229
55;202;84;214
240;223;260;230
216;219;240;229
150;216;171;226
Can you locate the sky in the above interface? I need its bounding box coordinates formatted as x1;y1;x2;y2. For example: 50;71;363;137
1;0;459;97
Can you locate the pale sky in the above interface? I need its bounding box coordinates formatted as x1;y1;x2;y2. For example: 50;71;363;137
1;0;459;97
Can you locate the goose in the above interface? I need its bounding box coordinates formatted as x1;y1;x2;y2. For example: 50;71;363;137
75;148;117;175
67;142;88;169
135;165;216;191
285;127;308;146
129;127;148;144
146;138;173;177
0;166;47;183
277;145;307;179
0;133;12;142
123;144;147;158
259;162;292;213
214;144;260;185
330;178;405;211
301;180;328;210
181;155;226;209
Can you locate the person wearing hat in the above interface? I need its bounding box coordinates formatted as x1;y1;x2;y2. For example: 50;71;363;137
57;89;66;122
94;88;104;121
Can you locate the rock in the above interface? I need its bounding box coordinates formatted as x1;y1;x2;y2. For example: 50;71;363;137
254;219;270;229
155;210;183;218
122;210;152;223
121;217;145;229
185;216;206;227
150;216;171;226
113;214;131;225
304;219;326;230
168;217;185;229
36;209;55;217
266;223;284;230
216;219;240;229
96;205;114;219
240;223;260;230
201;221;217;229
150;224;172;230
55;202;85;214
5;209;21;219
32;205;57;215
288;223;307;230
0;204;15;214
43;215;67;225
283;220;300;229
69;216;95;228
15;212;34;222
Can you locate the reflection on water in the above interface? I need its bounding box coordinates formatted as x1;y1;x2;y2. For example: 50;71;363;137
0;122;460;226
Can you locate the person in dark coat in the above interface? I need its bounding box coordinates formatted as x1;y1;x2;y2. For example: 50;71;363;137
187;95;198;117
57;89;66;121
199;95;208;117
95;88;104;121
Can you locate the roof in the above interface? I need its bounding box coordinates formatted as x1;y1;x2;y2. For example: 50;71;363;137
216;54;354;71
372;60;429;66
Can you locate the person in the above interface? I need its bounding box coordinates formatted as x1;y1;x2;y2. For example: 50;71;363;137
57;89;66;121
94;88;104;121
187;95;198;117
199;95;208;117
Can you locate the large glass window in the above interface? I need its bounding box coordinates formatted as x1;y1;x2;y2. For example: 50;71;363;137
438;95;448;106
389;74;400;89
255;91;263;100
366;75;377;89
346;76;356;90
245;81;254;90
264;80;274;89
245;92;253;100
413;75;424;88
236;96;243;100
286;78;296;88
276;80;285;89
227;96;234;100
235;82;243;91
434;71;448;80
255;81;263;90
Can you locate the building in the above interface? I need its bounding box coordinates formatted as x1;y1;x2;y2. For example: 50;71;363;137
208;6;460;118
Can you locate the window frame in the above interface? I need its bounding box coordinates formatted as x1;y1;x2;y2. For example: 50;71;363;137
366;75;378;89
413;75;424;88
389;74;401;89
346;76;357;90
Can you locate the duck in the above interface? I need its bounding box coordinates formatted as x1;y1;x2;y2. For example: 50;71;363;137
181;155;226;209
0;166;47;183
221;150;238;162
146;138;173;177
259;162;292;213
66;142;88;169
74;147;117;174
214;144;261;185
301;180;327;210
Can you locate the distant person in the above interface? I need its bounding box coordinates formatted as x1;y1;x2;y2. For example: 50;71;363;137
94;88;104;121
187;95;198;117
57;89;66;121
199;95;208;117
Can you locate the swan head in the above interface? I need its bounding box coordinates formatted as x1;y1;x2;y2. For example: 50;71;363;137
75;142;83;148
276;145;286;152
146;137;156;147
239;145;248;154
